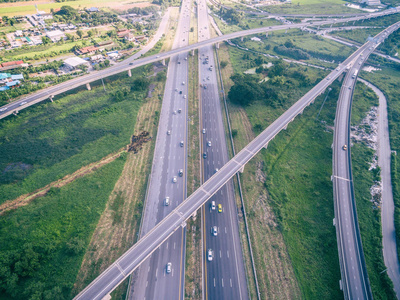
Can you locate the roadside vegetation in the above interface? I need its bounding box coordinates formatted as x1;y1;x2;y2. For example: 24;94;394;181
222;33;398;297
350;81;396;299
0;66;151;205
0;156;126;300
362;67;400;265
259;0;362;15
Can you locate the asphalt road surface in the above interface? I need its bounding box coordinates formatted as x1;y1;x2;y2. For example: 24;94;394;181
197;1;249;299
358;78;400;298
2;7;399;120
332;23;400;299
73;18;400;300
128;1;192;299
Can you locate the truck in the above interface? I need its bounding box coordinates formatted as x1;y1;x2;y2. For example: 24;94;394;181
352;70;358;79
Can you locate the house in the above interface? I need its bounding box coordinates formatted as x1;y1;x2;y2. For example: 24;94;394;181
64;56;90;70
6;80;21;88
90;54;103;62
96;40;113;50
117;29;130;38
135;35;148;43
46;30;66;42
76;45;98;55
124;33;135;42
15;30;24;37
0;61;27;71
86;7;99;12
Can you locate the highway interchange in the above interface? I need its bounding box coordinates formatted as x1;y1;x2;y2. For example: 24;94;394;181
1;3;399;300
73;9;400;300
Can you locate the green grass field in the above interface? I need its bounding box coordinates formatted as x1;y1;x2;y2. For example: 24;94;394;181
260;0;359;15
225;39;398;297
0;155;126;300
0;66;151;205
1;0;144;17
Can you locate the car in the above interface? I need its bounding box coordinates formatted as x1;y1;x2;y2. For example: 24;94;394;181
207;76;210;80
203;152;207;159
156;55;160;58
214;168;219;173
180;141;184;147
173;176;177;183
184;57;187;60
178;108;182;113
173;111;177;115
218;204;222;213
343;144;347;150
175;88;178;91
327;76;331;80
204;85;207;89
0;107;7;112
178;61;181;64
211;226;218;236
166;262;172;273
129;62;134;65
167;130;171;135
336;67;340;71
183;95;187;99
19;102;27;106
164;197;170;206
202;128;206;134
211;201;216;210
179;91;182;94
207;249;213;261
179;169;183;177
207;141;212;147
182;81;185;85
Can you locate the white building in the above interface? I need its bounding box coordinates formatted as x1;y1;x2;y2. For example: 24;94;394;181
64;56;89;70
46;30;66;42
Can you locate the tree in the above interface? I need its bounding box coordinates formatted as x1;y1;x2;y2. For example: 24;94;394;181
76;30;84;39
87;30;94;38
9;18;15;27
66;237;86;255
41;36;52;45
220;60;228;69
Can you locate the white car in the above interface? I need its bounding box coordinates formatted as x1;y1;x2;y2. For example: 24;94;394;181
164;197;170;206
172;176;177;183
19;102;27;106
207;249;213;261
183;95;187;99
211;201;216;210
211;226;218;236
167;130;171;135
202;128;206;134
207;141;212;147
0;107;7;112
182;81;185;85
166;262;172;274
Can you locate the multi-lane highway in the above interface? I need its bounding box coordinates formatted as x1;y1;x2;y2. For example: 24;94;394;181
1;7;399;120
73;16;400;300
127;1;192;299
197;0;249;298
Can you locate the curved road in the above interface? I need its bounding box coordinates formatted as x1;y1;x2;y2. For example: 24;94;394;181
73;19;400;300
1;7;399;120
358;78;400;298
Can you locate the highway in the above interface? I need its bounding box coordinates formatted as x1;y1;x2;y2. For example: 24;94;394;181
1;7;399;120
332;23;400;299
73;16;400;300
127;1;192;299
197;0;249;299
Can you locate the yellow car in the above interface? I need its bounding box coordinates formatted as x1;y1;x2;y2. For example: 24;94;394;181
218;204;222;213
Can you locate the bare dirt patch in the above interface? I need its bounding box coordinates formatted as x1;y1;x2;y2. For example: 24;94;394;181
0;0;53;8
72;71;163;298
0;149;125;215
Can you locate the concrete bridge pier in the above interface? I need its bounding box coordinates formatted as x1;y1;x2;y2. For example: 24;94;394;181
162;59;166;66
192;49;195;56
49;95;54;102
216;42;219;49
86;83;91;91
241;36;244;42
239;165;245;173
128;69;132;77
